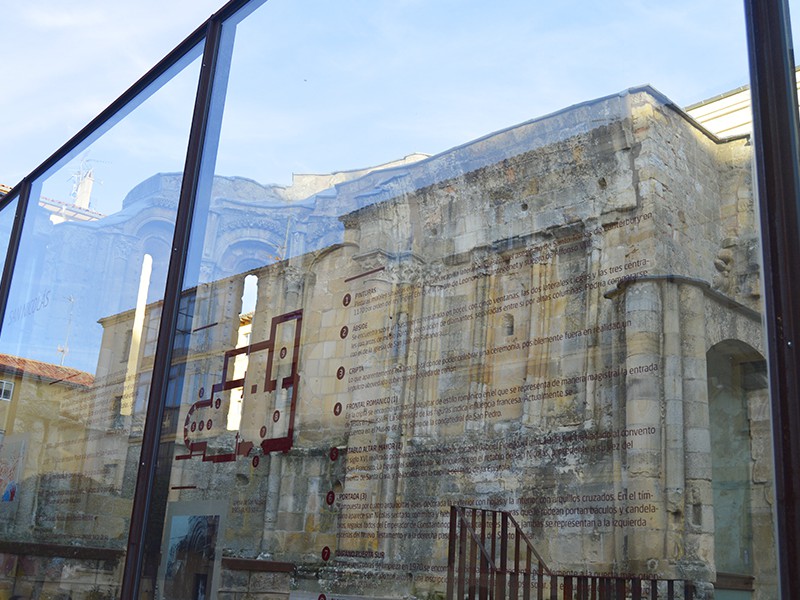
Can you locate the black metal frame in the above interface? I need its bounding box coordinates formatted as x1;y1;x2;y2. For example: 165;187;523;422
117;15;226;600
0;181;30;330
0;0;797;596
745;0;800;597
118;2;267;596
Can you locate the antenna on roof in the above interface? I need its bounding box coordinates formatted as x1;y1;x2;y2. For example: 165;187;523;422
68;154;108;209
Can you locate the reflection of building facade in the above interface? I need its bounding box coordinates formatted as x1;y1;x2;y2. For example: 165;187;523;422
0;87;777;599
0;354;115;600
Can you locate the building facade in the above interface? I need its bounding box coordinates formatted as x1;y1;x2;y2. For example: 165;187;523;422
0;80;782;599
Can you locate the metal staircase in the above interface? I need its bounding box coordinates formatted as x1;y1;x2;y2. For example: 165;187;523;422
446;506;695;600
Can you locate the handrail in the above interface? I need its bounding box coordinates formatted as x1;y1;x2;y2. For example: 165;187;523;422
447;505;696;600
458;509;500;574
506;511;551;576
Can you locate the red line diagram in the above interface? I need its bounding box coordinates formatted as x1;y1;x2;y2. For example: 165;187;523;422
176;309;303;464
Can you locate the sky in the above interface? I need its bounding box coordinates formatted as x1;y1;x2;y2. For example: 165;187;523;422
1;0;797;203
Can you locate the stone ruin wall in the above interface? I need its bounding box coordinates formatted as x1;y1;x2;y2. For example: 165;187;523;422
0;89;773;600
163;90;771;598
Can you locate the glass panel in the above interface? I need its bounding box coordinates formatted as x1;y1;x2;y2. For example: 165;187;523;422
0;44;203;599
139;1;780;599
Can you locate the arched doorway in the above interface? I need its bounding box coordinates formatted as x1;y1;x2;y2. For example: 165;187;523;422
706;340;770;599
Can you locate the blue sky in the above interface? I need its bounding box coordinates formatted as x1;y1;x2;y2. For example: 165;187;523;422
0;0;795;199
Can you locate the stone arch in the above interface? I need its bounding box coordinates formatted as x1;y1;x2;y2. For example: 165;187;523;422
163;515;219;599
215;238;283;280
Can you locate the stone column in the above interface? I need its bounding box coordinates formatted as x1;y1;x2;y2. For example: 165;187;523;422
679;284;713;591
261;452;283;557
622;280;664;573
662;281;685;575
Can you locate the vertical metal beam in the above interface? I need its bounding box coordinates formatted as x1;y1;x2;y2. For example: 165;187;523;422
511;526;520;598
744;1;800;598
631;578;641;600
447;506;457;600
615;578;625;600
470;509;478;600
481;510;490;600
537;561;543;600
523;549;531;600
0;180;32;332
497;512;508;600
459;509;468;600
119;16;226;600
683;581;692;600
562;576;572;600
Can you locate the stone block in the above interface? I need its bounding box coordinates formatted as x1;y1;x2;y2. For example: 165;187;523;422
221;568;250;592
250;572;291;592
685;428;711;454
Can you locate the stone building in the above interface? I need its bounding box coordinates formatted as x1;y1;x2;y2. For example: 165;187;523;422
0;85;777;599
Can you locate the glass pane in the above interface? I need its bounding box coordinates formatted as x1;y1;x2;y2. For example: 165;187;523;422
0;44;203;599
159;2;777;600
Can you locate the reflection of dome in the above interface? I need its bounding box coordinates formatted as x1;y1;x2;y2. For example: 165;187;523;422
122;173;288;210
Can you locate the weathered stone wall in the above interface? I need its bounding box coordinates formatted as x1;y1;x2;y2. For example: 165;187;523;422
150;89;771;598
0;88;773;600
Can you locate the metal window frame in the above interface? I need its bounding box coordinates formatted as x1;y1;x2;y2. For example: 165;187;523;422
745;0;800;597
117;15;226;600
117;3;263;598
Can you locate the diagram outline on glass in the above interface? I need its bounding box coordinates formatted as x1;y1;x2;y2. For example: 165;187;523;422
176;309;303;463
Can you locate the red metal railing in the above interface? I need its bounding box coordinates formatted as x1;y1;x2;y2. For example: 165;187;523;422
446;506;695;600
